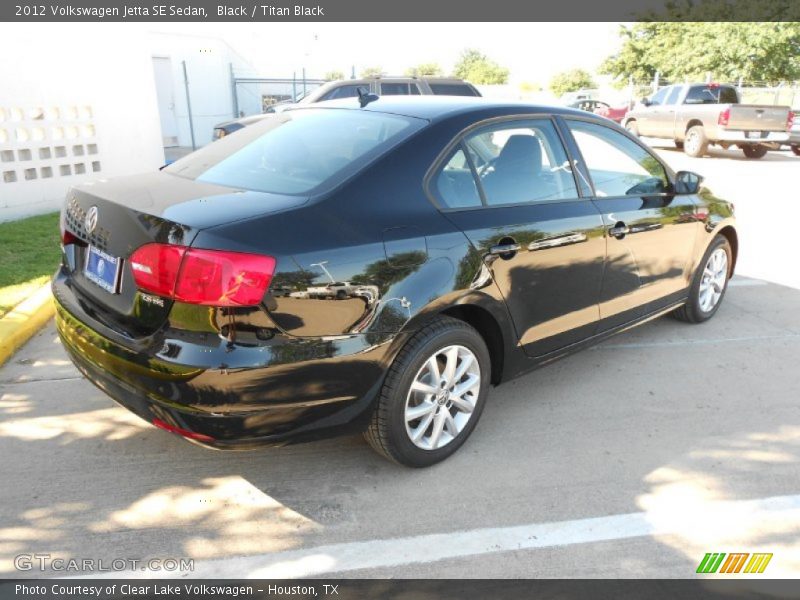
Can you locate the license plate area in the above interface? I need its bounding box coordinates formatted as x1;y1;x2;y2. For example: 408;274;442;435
84;245;122;294
745;131;766;139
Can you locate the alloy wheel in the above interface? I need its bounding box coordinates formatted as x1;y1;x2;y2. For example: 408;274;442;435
404;344;481;450
699;247;728;312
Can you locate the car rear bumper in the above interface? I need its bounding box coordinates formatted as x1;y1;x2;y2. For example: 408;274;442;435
715;130;790;143
53;274;393;449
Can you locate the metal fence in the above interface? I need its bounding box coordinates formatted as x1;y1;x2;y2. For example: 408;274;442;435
624;75;799;109
230;67;326;118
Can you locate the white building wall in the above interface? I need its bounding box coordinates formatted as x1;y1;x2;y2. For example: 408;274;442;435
0;24;165;222
148;32;259;148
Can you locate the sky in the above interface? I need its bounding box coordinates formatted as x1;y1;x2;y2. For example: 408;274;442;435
147;22;627;86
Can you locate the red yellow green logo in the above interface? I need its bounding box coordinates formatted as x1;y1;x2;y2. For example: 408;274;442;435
696;552;773;574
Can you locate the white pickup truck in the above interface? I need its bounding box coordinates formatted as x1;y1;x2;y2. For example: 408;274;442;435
623;83;793;159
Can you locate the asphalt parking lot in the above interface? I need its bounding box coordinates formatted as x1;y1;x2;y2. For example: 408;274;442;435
1;146;799;579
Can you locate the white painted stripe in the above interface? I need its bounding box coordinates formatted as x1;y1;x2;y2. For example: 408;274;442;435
77;493;800;579
728;279;769;287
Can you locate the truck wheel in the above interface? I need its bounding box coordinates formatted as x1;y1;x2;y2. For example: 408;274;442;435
624;120;639;137
674;140;684;149
684;126;708;157
742;145;767;159
791;145;800;157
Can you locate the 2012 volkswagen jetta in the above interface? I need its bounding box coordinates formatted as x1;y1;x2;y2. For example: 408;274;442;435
54;97;737;467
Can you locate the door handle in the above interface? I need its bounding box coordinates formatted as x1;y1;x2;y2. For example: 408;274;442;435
489;242;521;257
608;223;630;238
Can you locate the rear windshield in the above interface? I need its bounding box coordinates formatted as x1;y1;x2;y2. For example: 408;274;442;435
684;85;738;104
429;83;480;97
166;109;425;195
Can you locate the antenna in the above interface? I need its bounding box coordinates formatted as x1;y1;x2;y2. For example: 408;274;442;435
356;86;380;108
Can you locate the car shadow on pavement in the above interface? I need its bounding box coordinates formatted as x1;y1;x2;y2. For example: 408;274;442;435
1;281;799;577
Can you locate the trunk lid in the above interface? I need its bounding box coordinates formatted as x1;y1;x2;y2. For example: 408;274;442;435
60;171;307;337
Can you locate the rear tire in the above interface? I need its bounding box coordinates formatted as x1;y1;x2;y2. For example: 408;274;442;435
674;140;684;149
742;144;767;159
672;235;731;324
364;316;491;467
684;126;708;157
790;145;799;157
625;120;639;137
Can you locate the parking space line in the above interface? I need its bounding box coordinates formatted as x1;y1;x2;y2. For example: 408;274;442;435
75;493;800;579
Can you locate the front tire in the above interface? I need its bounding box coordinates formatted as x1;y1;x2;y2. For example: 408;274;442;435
742;144;768;159
672;235;732;323
792;145;800;157
625;120;639;137
365;316;490;467
684;126;708;157
674;140;684;149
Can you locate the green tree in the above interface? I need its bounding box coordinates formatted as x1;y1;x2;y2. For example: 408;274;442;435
548;69;597;97
405;62;443;77
452;49;509;84
323;70;345;81
360;66;385;78
601;22;800;86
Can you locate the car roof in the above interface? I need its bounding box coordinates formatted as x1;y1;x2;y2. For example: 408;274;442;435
293;96;595;123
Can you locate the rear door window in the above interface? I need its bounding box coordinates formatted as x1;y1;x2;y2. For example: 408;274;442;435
648;87;670;106
463;119;579;206
665;86;682;105
429;83;479;97
380;82;421;95
434;147;482;209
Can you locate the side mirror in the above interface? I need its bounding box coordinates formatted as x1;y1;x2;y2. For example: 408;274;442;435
674;170;703;194
640;97;652;107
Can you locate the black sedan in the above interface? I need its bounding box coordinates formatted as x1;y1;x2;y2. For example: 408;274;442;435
55;97;737;467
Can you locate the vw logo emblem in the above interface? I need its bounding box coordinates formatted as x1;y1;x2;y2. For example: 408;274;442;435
84;206;99;234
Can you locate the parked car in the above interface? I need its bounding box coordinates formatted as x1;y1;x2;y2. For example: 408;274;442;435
212;77;481;139
56;97;737;467
568;99;629;124
559;89;599;105
307;281;356;299
623;83;792;158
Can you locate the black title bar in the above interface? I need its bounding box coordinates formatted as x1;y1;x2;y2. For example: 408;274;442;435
3;0;800;21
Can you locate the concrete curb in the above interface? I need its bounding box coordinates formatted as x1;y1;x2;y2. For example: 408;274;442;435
0;284;54;366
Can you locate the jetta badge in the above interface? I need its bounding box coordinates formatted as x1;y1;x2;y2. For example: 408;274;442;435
84;206;99;234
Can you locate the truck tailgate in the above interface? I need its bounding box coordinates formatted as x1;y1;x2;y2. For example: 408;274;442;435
726;105;790;131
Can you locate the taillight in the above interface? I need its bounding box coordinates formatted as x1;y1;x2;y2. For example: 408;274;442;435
129;243;275;307
61;229;80;246
130;243;184;298
718;108;730;127
788;111;795;132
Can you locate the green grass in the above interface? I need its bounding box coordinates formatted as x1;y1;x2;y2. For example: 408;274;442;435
0;212;60;316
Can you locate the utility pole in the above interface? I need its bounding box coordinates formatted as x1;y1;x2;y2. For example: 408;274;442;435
182;61;196;151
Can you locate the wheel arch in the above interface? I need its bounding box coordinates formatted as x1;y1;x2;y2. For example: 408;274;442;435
716;225;738;274
686;119;704;133
441;304;505;385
